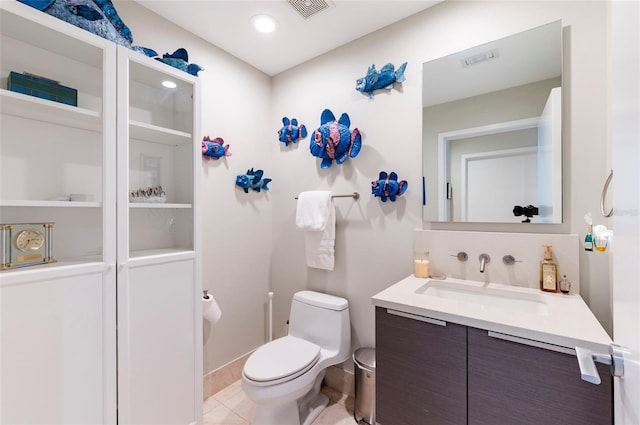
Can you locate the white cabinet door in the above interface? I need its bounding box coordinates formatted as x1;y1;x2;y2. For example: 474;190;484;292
611;1;640;423
117;258;197;425
1;267;116;424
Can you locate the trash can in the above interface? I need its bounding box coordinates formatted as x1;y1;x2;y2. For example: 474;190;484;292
353;347;376;425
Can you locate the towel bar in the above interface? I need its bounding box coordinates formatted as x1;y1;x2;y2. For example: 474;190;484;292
295;192;360;200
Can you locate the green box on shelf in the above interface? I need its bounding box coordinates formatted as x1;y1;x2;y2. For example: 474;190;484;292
7;71;78;107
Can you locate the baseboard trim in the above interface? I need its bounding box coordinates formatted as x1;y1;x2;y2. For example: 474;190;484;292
324;365;355;398
203;351;253;400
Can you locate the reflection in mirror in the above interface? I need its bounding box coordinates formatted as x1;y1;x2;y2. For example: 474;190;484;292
422;21;562;223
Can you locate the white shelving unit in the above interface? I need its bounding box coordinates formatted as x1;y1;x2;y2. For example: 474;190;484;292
0;2;117;424
116;46;202;425
1;3;202;424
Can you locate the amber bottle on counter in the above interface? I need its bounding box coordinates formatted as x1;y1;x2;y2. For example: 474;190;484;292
540;244;559;292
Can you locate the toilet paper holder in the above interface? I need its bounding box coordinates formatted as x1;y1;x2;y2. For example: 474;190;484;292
202;289;222;324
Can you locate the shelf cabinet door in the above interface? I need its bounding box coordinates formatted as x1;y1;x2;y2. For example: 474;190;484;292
376;307;467;425
467;327;613;425
117;46;200;259
117;259;197;425
1;269;116;424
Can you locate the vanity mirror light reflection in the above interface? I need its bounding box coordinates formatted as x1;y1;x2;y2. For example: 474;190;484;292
422;21;562;224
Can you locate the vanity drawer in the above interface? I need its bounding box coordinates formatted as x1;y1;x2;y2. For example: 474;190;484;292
467;327;613;425
376;307;467;425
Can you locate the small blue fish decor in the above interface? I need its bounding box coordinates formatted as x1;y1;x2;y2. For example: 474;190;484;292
310;109;362;169
356;62;407;98
18;0;157;58
371;171;408;202
202;136;231;160
236;168;272;193
155;48;204;76
277;117;307;147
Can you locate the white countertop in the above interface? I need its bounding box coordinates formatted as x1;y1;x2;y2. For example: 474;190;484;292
372;275;612;353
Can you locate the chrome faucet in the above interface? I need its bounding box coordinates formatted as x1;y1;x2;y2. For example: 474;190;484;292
479;254;490;273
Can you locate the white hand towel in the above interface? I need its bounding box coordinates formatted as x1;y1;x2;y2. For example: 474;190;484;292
296;191;335;270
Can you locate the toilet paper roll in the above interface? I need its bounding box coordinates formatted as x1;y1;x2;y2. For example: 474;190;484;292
203;293;222;324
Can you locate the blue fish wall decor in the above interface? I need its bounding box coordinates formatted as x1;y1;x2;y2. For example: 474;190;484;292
371;171;408;202
155;48;204;76
202;136;231;160
17;1;203;76
310;109;362;169
277;117;307;147
18;0;157;58
356;62;407;98
236;168;272;193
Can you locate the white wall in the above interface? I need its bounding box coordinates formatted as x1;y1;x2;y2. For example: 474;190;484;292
118;0;611;375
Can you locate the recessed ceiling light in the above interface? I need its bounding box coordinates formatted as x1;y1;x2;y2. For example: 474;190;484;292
162;80;177;89
251;14;278;33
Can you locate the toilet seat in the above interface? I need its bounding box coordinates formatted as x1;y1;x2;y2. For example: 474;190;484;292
244;336;320;386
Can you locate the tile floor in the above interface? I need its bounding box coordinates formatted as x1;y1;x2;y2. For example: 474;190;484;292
203;379;355;425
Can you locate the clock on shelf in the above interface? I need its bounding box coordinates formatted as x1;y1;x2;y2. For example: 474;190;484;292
0;222;55;270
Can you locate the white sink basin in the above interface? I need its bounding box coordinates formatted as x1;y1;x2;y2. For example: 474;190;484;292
415;279;549;315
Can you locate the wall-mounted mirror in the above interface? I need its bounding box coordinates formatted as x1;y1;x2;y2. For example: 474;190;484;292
422;21;562;223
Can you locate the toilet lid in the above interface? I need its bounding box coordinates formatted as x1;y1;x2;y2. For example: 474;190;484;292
244;336;320;383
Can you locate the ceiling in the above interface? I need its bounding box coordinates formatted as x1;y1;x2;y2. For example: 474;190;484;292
132;0;442;76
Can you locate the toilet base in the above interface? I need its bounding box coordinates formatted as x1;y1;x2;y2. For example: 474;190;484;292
298;369;328;425
249;370;329;425
299;392;329;425
249;391;328;425
252;401;300;425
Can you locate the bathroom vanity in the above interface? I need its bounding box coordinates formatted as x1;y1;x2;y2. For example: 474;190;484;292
372;276;613;425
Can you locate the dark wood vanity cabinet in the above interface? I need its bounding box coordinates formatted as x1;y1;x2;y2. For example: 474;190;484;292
375;307;467;425
467;327;612;425
375;307;613;425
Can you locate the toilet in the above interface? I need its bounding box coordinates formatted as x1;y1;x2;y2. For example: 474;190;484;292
242;290;351;425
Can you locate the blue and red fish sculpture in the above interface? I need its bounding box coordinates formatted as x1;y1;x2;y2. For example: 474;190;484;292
356;62;407;98
202;136;231;160
371;171;408;202
236;168;272;193
310;109;362;169
278;117;307;147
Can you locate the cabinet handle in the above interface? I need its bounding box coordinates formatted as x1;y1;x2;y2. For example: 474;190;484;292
487;331;574;355
600;169;614;218
387;309;446;327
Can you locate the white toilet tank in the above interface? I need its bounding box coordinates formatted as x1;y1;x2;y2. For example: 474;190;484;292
289;291;350;361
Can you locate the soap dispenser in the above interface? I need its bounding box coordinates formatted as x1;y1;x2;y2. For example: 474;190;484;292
540;244;559;293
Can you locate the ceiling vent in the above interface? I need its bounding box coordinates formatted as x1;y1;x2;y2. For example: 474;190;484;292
287;0;332;19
